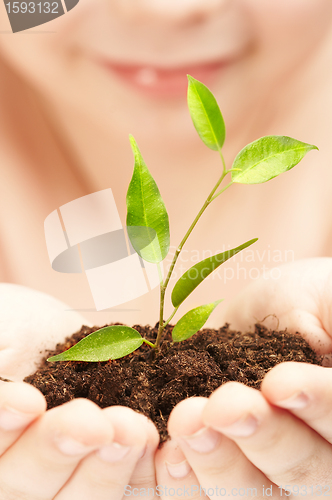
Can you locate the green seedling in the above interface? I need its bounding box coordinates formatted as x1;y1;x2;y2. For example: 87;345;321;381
48;76;318;363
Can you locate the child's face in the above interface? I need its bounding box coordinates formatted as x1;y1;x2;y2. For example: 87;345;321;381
1;0;332;142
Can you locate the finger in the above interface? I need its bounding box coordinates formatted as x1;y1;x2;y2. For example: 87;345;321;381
262;362;332;443
127;415;160;498
0;382;46;455
155;439;205;500
0;398;114;500
271;309;332;355
203;382;332;487
168;397;278;500
224;260;332;355
54;408;156;500
225;282;332;354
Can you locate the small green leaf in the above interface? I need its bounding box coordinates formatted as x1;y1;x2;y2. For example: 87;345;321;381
231;136;318;184
187;75;226;151
172;300;223;342
171;238;258;308
126;136;170;263
47;326;143;362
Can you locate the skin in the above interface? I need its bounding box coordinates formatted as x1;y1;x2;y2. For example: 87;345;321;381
0;0;332;497
166;259;332;496
224;258;332;355
0;0;332;327
1;259;332;497
0;285;160;499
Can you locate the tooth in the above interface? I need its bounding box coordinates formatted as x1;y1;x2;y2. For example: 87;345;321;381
134;68;158;86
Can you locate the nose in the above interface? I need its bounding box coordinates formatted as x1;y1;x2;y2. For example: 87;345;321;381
118;0;230;24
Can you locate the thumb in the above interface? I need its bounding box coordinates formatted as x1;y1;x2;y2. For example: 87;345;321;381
224;258;332;356
0;284;90;381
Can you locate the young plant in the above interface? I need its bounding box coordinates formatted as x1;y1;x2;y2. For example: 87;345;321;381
48;76;318;363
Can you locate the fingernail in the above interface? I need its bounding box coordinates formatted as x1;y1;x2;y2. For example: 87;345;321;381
55;436;96;456
97;442;131;462
182;427;220;453
0;407;35;431
275;391;309;410
214;414;258;437
166;459;191;479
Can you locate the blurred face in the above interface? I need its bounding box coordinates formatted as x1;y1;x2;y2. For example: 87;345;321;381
1;0;332;145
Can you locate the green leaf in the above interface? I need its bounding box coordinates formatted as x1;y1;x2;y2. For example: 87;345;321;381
231;136;318;184
126;136;170;263
47;326;143;362
171;238;258;308
172;300;223;342
187;75;226;151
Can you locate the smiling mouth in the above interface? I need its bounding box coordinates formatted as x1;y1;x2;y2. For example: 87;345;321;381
100;59;229;98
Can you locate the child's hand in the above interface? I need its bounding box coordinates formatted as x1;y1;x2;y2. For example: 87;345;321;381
159;258;332;496
0;283;90;382
224;258;332;355
0;385;159;499
165;363;332;497
0;284;160;499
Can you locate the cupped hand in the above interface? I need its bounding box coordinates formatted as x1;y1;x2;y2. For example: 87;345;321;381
0;283;89;381
0;284;160;499
224;258;332;355
164;366;332;498
159;258;332;498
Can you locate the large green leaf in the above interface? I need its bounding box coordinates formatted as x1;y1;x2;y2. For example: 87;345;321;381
171;238;258;308
187;75;225;151
47;326;143;362
172;300;223;342
231;136;318;184
126;136;170;263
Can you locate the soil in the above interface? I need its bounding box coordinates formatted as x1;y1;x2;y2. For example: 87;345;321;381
25;323;322;443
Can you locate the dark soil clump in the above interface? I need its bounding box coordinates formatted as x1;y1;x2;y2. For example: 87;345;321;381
25;323;322;442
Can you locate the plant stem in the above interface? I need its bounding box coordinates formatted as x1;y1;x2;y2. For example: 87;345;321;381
163;307;179;328
155;152;230;348
142;338;157;349
220;149;227;175
164;171;226;290
210;181;233;202
157;262;164;287
156;285;166;348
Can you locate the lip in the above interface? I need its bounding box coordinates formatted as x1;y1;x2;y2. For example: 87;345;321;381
99;59;229;98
